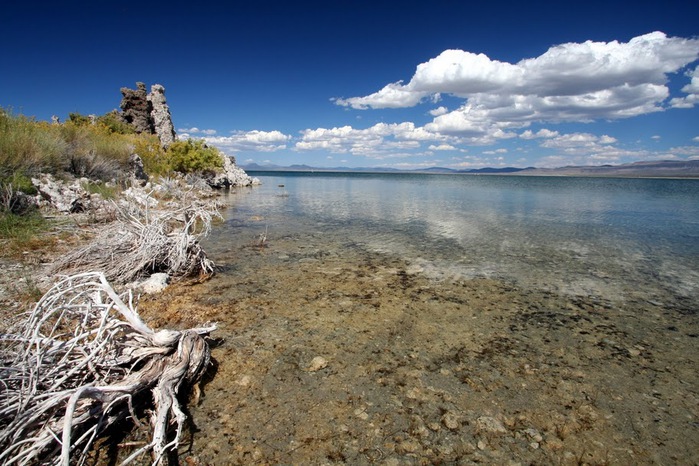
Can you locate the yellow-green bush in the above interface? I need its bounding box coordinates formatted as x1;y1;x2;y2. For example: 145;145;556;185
0;109;67;179
1;109;137;183
130;133;169;176
58;121;131;181
96;111;136;135
1;108;225;190
164;139;224;175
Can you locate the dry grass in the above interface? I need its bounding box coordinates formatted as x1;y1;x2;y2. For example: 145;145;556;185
51;202;220;284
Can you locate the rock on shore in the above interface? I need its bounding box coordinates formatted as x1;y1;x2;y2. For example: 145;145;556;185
207;153;261;188
147;84;176;148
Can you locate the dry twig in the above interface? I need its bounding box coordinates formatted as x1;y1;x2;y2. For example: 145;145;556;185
50;192;221;284
0;272;216;465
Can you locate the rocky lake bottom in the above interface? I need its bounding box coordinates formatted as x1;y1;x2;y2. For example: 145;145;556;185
122;226;699;465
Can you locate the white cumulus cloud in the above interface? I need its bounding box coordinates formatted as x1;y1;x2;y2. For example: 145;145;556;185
537;132;637;165
670;65;699;108
204;130;291;153
295;122;449;158
428;144;456;151
335;32;699;132
429;106;449;116
520;129;559;139
178;127;217;135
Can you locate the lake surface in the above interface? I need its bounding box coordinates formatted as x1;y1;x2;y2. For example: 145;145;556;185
161;172;699;464
210;172;699;309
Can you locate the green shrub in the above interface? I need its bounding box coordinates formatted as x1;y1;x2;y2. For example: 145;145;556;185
97;111;136;135
1;173;36;195
68;112;92;126
165;139;224;175
82;180;120;200
60;121;132;181
130;134;169;176
0;109;67;179
0;210;46;240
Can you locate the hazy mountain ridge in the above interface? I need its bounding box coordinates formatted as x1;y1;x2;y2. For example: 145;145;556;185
242;160;699;178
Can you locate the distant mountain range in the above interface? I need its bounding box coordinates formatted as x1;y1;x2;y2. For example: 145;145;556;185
241;159;699;178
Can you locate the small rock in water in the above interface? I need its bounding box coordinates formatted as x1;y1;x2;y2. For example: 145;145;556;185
441;412;461;430
236;375;252;387
476;416;507;434
307;356;328;372
140;273;169;294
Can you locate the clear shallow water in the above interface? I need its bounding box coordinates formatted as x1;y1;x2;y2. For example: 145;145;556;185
209;172;699;308
179;172;699;464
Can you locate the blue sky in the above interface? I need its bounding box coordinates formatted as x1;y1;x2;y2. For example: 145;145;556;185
2;0;698;169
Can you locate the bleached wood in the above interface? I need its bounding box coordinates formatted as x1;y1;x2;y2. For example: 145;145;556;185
0;272;216;466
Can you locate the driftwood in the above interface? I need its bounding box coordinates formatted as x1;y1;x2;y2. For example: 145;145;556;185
51;194;221;284
0;272;216;465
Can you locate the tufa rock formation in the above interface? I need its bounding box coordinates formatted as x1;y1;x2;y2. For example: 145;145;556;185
118;82;258;188
119;82;154;134
119;82;176;148
147;84;176;148
207;153;260;188
128;153;149;185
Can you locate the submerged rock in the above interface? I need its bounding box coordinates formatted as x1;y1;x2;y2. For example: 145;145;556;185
306;356;328;372
475;416;507;434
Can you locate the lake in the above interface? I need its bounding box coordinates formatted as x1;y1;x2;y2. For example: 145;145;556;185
144;172;699;464
209;172;699;309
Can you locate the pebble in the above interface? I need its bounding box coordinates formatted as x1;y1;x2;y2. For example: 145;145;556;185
428;422;441;432
476;416;507;434
139;273;169;294
441;412;461;430
236;375;251;387
298;258;320;264
397;439;420;454
307;356;328;372
406;387;421;399
354;408;369;420
523;428;543;442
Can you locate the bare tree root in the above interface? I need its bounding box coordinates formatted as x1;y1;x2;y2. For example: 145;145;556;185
0;272;216;465
50;194;221;284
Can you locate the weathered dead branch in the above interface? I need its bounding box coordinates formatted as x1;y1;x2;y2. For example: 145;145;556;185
50;192;221;284
0;272;216;465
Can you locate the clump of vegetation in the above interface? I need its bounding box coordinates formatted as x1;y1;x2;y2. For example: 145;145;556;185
165;139;224;175
59;118;132;181
130;133;169;176
1;107;225;185
81;180;121;200
0;109;67;180
0;210;46;242
0;107;227;256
